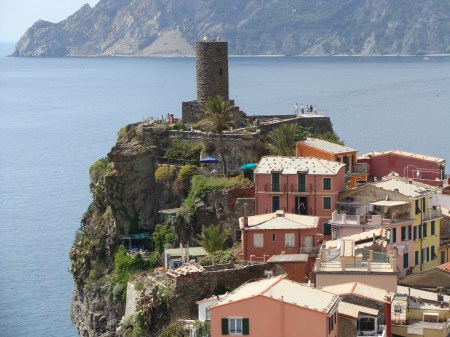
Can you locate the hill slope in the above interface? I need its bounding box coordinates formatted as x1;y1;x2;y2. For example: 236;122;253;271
13;0;450;57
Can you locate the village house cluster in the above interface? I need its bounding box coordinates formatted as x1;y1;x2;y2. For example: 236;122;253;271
193;138;450;337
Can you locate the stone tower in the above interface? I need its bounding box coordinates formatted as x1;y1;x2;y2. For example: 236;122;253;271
196;41;229;101
182;41;241;124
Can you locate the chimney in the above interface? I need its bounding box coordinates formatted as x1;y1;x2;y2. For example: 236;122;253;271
243;203;248;227
385;296;392;337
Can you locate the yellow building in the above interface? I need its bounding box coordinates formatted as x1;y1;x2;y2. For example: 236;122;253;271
373;178;442;273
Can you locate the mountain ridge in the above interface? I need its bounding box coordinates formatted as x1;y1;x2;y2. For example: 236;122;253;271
12;0;450;57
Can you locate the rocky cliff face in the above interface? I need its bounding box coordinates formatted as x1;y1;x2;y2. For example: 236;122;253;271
13;0;450;57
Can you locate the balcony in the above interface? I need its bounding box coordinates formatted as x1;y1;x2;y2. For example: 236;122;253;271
422;207;442;221
330;211;412;227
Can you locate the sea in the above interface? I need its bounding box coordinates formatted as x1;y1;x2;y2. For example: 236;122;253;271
0;42;449;337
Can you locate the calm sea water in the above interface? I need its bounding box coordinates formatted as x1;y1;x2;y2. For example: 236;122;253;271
0;42;449;336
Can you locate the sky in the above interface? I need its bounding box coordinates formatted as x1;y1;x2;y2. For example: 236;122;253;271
0;0;100;42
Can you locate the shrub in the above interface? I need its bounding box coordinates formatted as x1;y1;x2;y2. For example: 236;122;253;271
152;222;178;253
154;165;176;182
160;322;190;337
198;250;235;266
178;164;196;182
164;139;202;162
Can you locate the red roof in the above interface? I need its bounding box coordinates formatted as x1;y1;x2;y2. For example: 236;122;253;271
436;262;450;272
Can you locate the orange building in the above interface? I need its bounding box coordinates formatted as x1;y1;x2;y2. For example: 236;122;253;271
209;275;340;337
296;138;368;188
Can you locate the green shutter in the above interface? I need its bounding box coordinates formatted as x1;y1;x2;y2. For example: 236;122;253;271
222;318;229;335
298;173;306;192
323;178;331;190
243;318;249;335
272;173;280;192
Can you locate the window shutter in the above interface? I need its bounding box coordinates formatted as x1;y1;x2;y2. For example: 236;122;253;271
243;318;249;335
222;318;229;335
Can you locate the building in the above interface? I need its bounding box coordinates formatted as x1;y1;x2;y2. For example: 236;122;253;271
328;177;443;275
391;285;450;337
209;275;340;337
239;210;319;263
254;156;346;237
321;282;392;337
163;246;208;270
358;150;447;187
296;138;368;188
399;262;450;290
314;239;398;293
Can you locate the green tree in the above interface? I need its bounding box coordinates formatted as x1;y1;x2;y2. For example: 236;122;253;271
196;224;229;253
152;222;178;253
267;123;297;156
316;132;344;145
200;96;236;174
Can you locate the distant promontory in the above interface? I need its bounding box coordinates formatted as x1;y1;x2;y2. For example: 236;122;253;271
12;0;450;57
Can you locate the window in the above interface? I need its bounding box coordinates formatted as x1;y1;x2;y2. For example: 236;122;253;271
431;246;436;260
422;248;428;263
323;197;332;210
253;233;263;248
413;226;418;240
272;233;276;242
272;173;280;192
415;251;419;265
222;318;249;335
285;233;295;248
408;225;412;241
415;199;421;214
298;173;306;192
431;221;435;235
391;228;397;243
323;178;332;191
272;196;280;212
303;235;313;253
358;316;376;334
441;251;446;264
418;225;422;239
423;223;427;237
403;253;409;269
401;226;406;241
323;223;332;236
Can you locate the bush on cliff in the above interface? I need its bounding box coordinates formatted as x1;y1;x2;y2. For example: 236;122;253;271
152;222;178;253
154;165;176;182
163;139;202;162
198;249;235;266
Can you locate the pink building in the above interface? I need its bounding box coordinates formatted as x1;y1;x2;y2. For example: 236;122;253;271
254;156;346;237
209;275;340;337
240;210;319;262
359;150;446;187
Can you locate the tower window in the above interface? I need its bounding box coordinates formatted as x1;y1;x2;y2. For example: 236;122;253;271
219;68;223;76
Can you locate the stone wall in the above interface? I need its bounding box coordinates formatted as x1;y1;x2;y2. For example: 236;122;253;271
169;263;276;319
196;42;229;101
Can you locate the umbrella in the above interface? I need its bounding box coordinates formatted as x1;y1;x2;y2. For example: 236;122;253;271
240;163;257;170
200;157;219;164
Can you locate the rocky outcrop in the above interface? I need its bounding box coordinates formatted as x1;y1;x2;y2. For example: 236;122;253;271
13;0;450;57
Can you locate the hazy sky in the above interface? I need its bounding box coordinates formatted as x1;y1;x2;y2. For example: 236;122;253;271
0;0;100;42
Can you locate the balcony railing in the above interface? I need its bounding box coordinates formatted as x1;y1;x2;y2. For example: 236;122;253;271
330;211;412;226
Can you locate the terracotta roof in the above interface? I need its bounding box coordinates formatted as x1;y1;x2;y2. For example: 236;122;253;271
325;228;382;249
240;210;319;230
397;285;450;303
213;275;339;314
361;150;446;164
436;262;450;272
299;138;357;154
338;301;378;319
255;156;345;175
321;282;391;303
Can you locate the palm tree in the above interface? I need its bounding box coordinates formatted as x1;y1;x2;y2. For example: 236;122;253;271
200;96;236;174
196;224;229;253
267;123;297;156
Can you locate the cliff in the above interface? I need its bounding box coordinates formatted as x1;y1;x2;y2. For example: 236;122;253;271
69;116;334;336
13;0;450;57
